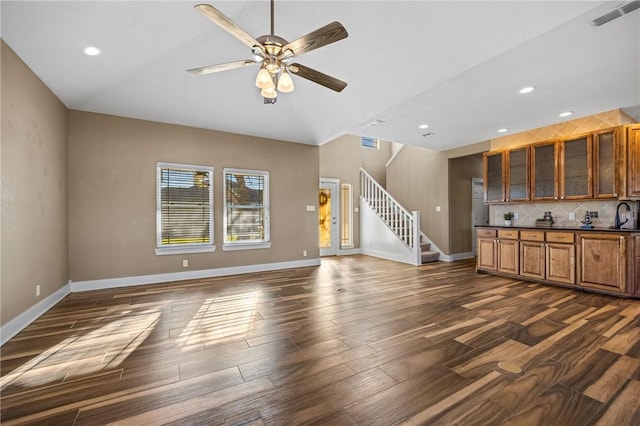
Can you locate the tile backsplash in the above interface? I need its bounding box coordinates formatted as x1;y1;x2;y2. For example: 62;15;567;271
491;200;640;229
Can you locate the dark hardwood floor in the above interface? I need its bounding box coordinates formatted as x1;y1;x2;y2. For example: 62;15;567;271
1;255;640;425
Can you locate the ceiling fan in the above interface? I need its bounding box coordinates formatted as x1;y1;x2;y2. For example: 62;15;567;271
188;1;349;103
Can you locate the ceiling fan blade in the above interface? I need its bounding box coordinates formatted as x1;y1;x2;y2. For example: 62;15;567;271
289;63;347;92
278;21;348;59
188;60;255;76
195;4;265;54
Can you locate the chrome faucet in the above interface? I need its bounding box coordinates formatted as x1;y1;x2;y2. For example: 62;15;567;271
615;202;630;229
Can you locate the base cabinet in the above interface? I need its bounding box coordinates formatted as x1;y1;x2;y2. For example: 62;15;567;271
578;234;626;293
477;227;638;298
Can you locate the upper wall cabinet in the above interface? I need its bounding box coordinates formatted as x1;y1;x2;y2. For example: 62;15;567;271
560;134;592;200
506;147;530;202
531;141;559;201
484;151;505;203
594;127;619;198
624;124;640;199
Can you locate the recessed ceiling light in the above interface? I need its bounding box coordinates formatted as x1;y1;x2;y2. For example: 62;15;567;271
519;86;535;94
83;46;101;56
559;111;574;117
497;128;509;133
418;124;429;129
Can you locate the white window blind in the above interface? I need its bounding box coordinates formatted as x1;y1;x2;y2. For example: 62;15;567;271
223;168;270;249
156;163;214;254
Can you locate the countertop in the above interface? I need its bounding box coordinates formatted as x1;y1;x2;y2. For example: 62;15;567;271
476;225;640;233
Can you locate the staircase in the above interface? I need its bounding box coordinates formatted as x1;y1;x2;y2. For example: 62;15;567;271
360;168;440;265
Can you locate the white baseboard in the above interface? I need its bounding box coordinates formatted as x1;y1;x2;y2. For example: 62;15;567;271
1;258;321;346
440;252;475;262
0;283;71;346
337;248;361;256
70;258;321;292
360;248;417;266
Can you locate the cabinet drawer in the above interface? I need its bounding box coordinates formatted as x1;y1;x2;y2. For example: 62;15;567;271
478;229;497;238
520;230;545;242
546;232;574;243
498;230;519;239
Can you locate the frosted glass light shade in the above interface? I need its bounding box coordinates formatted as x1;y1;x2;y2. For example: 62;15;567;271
277;71;294;93
255;68;273;89
261;87;277;98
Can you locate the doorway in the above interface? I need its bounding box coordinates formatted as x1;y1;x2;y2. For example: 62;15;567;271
471;177;489;255
319;179;339;256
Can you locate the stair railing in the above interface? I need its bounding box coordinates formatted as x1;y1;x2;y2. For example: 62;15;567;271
360;168;420;255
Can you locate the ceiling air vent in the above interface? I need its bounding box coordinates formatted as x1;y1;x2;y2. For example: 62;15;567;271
592;0;640;26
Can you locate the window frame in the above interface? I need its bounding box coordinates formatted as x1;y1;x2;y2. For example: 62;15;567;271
223;168;271;251
155;162;215;256
361;136;379;149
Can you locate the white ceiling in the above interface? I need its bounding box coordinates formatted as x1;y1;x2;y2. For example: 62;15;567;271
1;1;639;150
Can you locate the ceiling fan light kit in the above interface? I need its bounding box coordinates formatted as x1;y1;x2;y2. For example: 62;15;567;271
189;1;348;104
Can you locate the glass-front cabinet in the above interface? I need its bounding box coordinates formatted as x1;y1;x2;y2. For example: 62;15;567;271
506;147;529;202
484;151;504;203
560;134;592;200
531;141;559;201
593;128;619;198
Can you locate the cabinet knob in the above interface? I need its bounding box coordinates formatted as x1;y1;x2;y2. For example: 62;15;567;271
614;193;618;197
555;197;558;200
561;196;565;200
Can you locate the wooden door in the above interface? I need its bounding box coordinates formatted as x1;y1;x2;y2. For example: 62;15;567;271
578;234;626;293
477;238;497;271
497;239;519;275
520;241;545;280
593;128;619;198
546;243;575;285
531;141;559;201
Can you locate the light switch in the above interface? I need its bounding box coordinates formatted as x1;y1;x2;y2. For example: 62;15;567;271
306;205;316;211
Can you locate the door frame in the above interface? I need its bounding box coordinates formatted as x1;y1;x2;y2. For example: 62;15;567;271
319;178;340;256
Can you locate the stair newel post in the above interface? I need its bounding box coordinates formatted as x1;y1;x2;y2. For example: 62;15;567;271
412;211;421;265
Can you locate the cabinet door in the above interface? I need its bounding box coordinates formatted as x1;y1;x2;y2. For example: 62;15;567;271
579;234;626;293
560;135;592;200
477;238;497;271
497;239;519;274
635;235;640;297
593;128;619;198
546;243;575;285
626;125;640;198
531;141;559;200
520;241;545;280
484;151;505;203
507;147;529;202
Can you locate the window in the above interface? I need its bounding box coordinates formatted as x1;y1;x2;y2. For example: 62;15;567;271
361;136;379;149
156;163;214;255
340;183;354;248
223;168;270;250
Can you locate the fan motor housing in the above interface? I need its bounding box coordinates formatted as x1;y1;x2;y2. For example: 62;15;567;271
257;34;288;56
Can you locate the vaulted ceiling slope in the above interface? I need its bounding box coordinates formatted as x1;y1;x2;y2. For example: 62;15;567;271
1;1;639;150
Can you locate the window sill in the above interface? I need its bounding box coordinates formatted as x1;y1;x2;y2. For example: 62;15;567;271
222;242;271;251
155;245;216;256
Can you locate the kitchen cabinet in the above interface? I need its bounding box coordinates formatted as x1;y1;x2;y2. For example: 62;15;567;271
477;229;497;271
625;124;640;198
497;230;519;274
560;135;592;200
578;233;627;293
506;147;530;202
531;141;559;201
635;235;640;296
483;151;505;203
519;231;574;285
593;128;619;198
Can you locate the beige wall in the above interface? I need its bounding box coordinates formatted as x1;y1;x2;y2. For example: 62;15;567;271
449;154;483;254
68;111;319;283
1;40;69;325
386;141;490;255
319;134;391;248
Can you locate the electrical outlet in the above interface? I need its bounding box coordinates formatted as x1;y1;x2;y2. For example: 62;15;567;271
513;212;519;220
182;259;188;268
303;250;307;257
569;212;576;220
36;285;41;297
436;206;441;212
